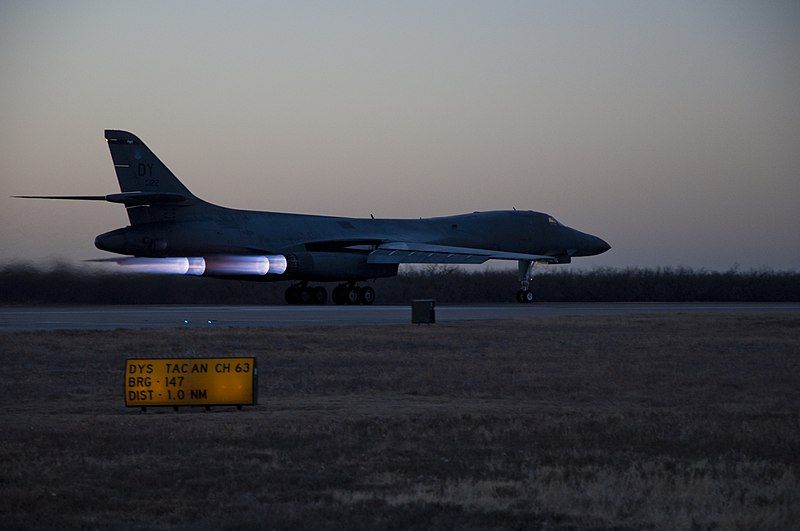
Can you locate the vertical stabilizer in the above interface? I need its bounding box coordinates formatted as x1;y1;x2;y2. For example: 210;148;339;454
104;130;198;224
105;130;193;195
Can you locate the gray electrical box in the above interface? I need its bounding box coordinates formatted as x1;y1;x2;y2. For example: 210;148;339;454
411;299;436;324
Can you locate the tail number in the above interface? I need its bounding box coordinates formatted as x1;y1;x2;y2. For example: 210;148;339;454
137;162;153;177
137;163;159;186
136;162;158;187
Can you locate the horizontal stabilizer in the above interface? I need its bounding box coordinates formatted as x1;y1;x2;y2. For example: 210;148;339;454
14;191;188;206
368;242;558;264
14;195;107;201
105;192;188;205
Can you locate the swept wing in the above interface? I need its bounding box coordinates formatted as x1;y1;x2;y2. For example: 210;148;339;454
367;242;557;264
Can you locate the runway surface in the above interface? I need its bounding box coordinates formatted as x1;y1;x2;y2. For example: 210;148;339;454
1;303;798;331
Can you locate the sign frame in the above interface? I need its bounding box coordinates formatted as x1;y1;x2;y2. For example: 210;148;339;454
124;357;258;408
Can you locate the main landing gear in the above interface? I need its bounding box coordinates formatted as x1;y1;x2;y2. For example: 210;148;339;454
516;260;536;303
285;283;327;305
284;282;376;305
332;283;375;305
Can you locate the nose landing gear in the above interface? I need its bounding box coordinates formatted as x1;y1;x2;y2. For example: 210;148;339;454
516;260;536;303
516;289;535;303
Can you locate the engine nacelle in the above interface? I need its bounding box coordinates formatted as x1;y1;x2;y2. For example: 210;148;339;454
95;226;170;256
286;252;398;282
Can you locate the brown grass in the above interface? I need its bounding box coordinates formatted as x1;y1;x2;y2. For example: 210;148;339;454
1;314;799;528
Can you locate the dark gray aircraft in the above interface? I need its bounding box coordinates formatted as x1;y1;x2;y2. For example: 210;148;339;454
18;130;610;304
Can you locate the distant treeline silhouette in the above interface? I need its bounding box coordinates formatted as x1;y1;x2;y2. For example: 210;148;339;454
1;262;797;304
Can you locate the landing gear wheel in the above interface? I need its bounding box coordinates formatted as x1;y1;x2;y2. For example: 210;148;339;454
345;286;360;305
285;285;299;305
516;289;534;303
525;290;534;303
332;285;346;305
312;286;327;305
359;286;375;305
298;286;313;305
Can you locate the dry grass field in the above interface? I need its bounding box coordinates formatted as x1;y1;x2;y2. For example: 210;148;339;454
1;313;799;528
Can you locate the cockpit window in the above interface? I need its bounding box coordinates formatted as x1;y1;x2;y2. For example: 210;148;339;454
548;216;560;225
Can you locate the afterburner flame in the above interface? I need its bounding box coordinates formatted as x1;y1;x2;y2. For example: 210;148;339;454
116;257;192;275
204;255;270;276
111;255;286;276
265;255;288;275
187;257;206;276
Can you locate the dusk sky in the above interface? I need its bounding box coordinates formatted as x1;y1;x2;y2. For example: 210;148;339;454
1;1;798;270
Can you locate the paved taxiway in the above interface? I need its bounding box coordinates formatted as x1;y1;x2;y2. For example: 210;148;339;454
1;303;798;331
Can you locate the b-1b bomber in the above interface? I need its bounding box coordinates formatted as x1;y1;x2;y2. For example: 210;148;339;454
17;130;610;304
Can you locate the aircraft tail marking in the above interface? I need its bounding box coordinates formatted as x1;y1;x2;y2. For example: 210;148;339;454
104;130;203;225
104;130;194;198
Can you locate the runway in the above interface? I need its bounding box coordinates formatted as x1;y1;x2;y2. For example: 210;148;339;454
1;303;798;331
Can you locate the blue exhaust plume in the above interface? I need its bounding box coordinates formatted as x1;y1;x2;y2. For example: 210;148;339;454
109;255;287;276
115;257;196;275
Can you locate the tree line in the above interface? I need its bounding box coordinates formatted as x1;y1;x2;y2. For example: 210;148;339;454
1;262;797;304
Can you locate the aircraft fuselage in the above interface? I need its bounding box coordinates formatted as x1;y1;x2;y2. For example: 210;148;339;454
95;202;609;281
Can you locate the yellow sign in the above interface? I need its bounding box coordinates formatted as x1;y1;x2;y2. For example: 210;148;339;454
124;357;257;407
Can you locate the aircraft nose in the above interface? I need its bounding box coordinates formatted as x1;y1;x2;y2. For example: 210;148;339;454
579;234;610;256
569;231;611;257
